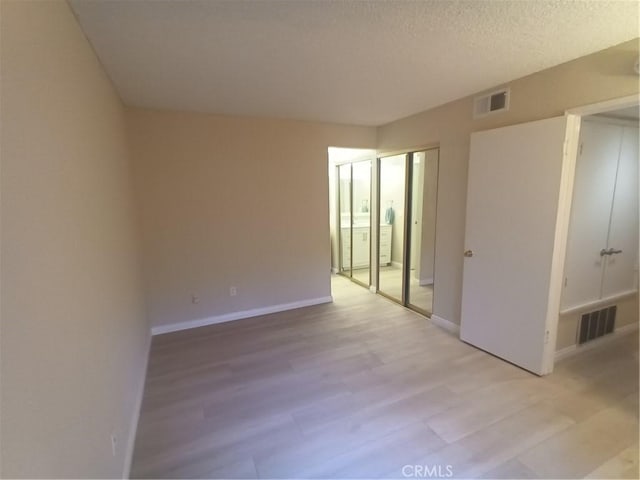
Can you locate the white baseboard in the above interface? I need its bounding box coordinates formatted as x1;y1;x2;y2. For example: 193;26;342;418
555;322;639;362
391;261;402;269
430;314;460;335
124;330;152;478
151;296;333;335
369;285;377;293
331;267;338;274
419;277;434;286
559;290;637;316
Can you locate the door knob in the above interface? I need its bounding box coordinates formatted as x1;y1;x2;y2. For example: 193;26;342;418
464;250;474;258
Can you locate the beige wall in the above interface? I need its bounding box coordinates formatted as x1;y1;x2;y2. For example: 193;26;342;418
377;38;640;327
0;1;149;477
556;295;639;350
1;2;636;476
127;108;376;329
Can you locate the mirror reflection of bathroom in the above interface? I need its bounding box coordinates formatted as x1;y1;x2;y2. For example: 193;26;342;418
378;154;406;302
328;147;375;289
328;146;438;316
408;149;438;315
378;149;438;316
350;161;372;285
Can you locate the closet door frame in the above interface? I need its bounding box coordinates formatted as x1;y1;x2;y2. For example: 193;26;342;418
336;163;352;279
336;159;372;288
376;153;411;306
562;116;638;312
375;148;439;317
558;94;640;318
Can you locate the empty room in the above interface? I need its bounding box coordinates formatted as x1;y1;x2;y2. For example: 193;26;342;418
1;0;639;479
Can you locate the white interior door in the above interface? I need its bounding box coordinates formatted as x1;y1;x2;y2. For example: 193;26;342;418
561;121;621;310
460;116;578;375
603;125;639;297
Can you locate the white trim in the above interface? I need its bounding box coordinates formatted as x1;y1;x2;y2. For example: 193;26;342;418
584;115;639;128
124;331;152;478
331;267;338;274
430;314;460;335
555;322;639;362
151;296;333;335
419;277;434;286
565;94;639;117
541;114;582;375
560;290;638;316
369;285;377;293
328;147;377;166
551;94;640;371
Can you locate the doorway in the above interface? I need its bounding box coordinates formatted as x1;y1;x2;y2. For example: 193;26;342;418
338;159;372;287
459;95;638;376
558;103;639;353
377;148;439;315
328;147;376;290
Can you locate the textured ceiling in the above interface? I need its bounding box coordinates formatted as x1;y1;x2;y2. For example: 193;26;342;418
69;0;639;126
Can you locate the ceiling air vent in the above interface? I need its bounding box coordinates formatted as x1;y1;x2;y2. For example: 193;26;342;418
474;88;510;118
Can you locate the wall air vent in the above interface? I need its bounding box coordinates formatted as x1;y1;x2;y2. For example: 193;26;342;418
578;306;616;345
474;88;510;118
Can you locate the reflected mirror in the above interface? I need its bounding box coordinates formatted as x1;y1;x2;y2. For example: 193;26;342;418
407;149;438;315
338;163;352;277
338;160;371;286
351;161;371;285
378;154;407;302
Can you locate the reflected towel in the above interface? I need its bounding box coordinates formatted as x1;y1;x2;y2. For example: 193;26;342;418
384;207;395;224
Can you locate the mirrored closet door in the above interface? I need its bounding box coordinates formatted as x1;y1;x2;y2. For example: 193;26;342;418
378;154;407;302
338;160;372;287
377;149;439;315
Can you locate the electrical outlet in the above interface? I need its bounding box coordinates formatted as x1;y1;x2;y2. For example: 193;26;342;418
191;294;199;304
111;433;117;457
229;286;237;296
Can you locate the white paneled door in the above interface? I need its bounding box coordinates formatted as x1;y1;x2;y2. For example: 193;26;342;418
602;125;639;298
562;120;639;309
460;116;579;376
560;121;620;309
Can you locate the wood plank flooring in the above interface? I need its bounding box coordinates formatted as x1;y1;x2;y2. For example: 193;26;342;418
378;266;434;314
131;275;639;479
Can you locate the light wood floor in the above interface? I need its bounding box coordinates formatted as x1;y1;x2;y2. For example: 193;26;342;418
378;265;433;314
131;275;639;479
350;267;370;286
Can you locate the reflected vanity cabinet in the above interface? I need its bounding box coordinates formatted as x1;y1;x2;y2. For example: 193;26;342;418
341;225;392;268
379;225;392;266
342;226;368;268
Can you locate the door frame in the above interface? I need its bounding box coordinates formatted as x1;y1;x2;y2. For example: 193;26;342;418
376;153;410;305
460;94;638;375
539;114;582;374
336;158;373;288
549;94;640;363
546;94;639;370
565;94;639;117
461;115;581;375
